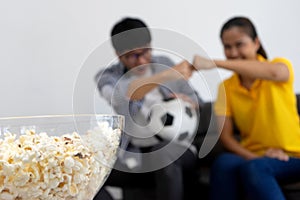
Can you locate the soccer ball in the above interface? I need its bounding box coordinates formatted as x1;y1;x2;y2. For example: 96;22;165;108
147;98;199;143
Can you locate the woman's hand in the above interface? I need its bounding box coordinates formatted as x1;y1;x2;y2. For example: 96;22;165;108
265;148;289;161
193;54;216;70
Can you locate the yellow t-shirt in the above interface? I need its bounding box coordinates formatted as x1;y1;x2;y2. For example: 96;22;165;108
214;55;300;156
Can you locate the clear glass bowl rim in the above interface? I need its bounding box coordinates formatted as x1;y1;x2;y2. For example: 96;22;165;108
0;114;124;121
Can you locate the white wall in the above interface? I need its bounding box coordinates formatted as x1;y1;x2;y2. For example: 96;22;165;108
0;0;299;117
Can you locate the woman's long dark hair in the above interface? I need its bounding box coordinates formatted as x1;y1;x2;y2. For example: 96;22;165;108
220;17;268;59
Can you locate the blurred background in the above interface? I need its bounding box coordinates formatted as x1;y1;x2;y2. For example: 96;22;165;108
0;0;299;117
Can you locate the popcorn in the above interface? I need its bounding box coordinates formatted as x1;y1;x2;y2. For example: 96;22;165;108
0;123;121;200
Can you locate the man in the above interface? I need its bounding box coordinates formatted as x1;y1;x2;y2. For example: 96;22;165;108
94;17;202;200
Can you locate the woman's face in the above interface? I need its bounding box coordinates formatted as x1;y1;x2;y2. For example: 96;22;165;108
221;27;260;60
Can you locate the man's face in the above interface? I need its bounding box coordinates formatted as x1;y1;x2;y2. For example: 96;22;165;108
118;45;152;76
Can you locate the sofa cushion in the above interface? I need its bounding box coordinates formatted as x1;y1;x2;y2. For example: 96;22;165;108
296;94;300;116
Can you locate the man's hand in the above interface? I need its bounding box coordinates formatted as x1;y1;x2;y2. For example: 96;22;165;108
169;60;194;80
169;93;198;109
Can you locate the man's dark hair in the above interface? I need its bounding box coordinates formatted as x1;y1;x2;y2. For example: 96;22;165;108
111;17;151;53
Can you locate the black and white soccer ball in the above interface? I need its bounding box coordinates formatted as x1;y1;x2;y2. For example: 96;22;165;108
147;98;199;143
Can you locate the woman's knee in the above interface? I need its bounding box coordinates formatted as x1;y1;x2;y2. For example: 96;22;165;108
239;159;272;184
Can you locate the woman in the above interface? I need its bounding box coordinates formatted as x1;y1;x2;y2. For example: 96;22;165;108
193;16;300;200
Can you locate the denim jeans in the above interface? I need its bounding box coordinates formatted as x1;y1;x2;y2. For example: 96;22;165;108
210;153;300;200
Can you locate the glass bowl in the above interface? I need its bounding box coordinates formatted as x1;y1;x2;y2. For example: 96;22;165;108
0;114;124;200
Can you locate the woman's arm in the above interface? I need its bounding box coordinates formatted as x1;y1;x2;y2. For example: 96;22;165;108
193;55;289;82
217;116;258;160
126;60;193;100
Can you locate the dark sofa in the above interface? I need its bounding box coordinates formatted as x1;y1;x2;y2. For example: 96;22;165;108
195;93;300;200
118;94;300;200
